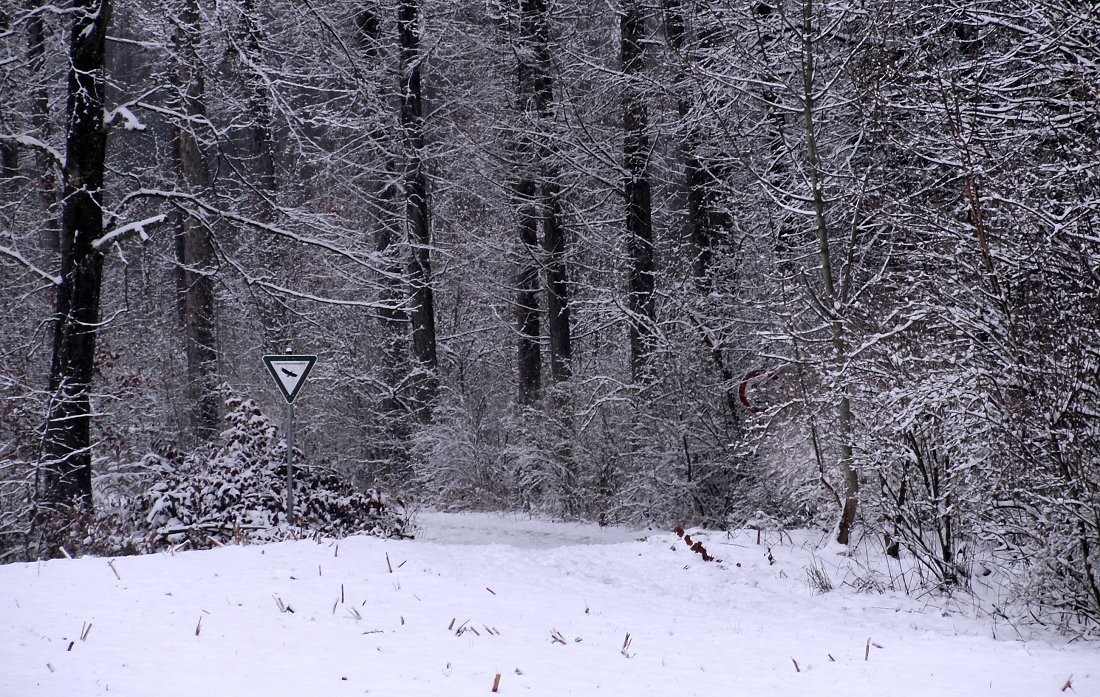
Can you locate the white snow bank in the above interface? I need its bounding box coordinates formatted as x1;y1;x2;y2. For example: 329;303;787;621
0;514;1095;696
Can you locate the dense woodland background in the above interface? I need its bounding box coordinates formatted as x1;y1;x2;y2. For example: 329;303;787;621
1;0;1098;630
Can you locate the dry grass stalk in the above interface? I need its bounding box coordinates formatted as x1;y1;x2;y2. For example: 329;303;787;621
273;595;292;613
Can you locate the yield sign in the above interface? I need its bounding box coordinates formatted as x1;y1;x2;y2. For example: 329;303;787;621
263;354;317;403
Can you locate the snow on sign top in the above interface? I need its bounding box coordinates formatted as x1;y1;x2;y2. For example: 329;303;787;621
262;355;317;403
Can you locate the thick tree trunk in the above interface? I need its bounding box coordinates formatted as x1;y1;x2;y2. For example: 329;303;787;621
173;0;220;442
398;0;438;422
621;1;656;382
39;0;112;533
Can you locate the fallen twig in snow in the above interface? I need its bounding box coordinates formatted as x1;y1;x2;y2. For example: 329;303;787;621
492;673;501;692
273;595;293;613
791;657;800;673
107;559;121;580
864;638;882;660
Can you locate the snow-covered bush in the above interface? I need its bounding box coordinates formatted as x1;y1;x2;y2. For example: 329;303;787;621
96;394;407;553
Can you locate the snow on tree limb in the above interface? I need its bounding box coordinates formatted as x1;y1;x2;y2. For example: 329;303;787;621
92;214;166;252
0;245;61;285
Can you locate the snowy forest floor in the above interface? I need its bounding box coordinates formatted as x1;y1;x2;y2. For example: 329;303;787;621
1;511;1097;696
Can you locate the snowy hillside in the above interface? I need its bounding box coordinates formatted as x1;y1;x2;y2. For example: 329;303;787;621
1;512;1096;696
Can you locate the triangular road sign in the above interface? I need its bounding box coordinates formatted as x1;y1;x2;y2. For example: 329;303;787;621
263;354;317;403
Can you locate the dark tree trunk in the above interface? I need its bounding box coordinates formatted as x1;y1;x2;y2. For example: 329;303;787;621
662;0;716;283
662;0;740;422
515;175;542;405
173;0;220;442
359;3;411;434
0;9;17;186
240;0;277;198
399;0;438;422
27;0;59;251
542;182;571;383
621;1;656;381
237;0;289;351
521;0;572;385
39;0;112;529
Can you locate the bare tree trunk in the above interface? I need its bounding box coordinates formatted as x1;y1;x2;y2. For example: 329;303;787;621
239;0;277;198
513;0;560;405
27;0;59;252
359;3;411;441
522;0;572;385
173;0;220;442
515;174;542;405
621;0;656;381
39;0;112;540
662;0;707;282
0;8;17;187
237;0;288;351
398;0;438;422
662;0;741;423
798;0;857;545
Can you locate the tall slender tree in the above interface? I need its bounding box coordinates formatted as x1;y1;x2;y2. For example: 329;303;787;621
398;0;438;421
621;0;656;381
172;0;220;441
522;0;571;385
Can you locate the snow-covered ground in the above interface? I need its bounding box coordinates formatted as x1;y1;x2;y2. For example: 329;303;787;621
1;511;1096;696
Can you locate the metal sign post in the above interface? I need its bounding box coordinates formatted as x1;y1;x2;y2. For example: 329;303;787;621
262;353;317;527
286;401;295;523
